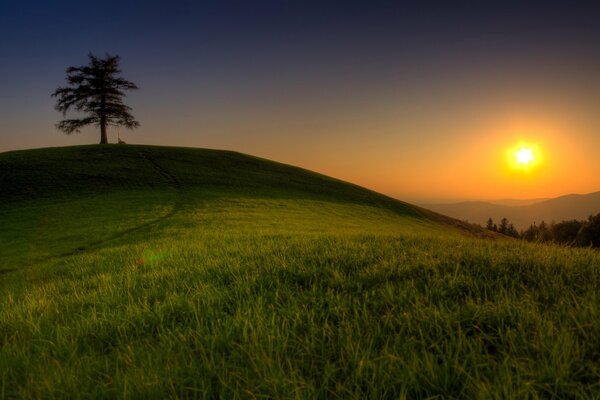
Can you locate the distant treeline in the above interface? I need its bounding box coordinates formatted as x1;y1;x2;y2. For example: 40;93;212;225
485;213;600;248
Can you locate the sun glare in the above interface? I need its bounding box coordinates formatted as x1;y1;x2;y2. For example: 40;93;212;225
506;142;542;172
515;147;534;165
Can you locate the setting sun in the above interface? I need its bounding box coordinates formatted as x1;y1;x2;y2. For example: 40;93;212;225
515;147;534;165
505;141;543;172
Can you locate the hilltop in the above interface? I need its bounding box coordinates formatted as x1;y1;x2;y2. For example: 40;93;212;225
2;144;418;205
1;145;599;398
0;145;485;270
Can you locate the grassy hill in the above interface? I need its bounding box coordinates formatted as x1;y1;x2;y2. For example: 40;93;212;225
0;145;481;271
1;145;600;399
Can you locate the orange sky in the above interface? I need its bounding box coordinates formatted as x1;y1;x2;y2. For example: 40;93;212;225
3;71;600;203
163;74;599;203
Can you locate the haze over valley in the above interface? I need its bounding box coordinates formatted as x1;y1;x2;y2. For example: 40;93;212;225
423;191;600;229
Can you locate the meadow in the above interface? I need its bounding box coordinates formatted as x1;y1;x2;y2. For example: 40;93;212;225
1;145;599;399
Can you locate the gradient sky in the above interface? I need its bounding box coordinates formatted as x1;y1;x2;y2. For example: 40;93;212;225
1;0;599;202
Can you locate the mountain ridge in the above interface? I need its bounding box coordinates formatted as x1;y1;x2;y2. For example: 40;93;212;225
423;191;600;229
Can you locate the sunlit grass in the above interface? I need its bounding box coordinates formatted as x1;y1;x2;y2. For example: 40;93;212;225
2;232;600;398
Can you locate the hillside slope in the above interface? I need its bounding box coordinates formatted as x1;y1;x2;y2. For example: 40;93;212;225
1;144;425;211
0;145;483;270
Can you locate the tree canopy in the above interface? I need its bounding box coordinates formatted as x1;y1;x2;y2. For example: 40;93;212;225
52;53;139;144
489;214;600;248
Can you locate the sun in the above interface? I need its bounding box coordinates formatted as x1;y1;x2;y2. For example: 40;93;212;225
506;142;543;172
515;147;534;165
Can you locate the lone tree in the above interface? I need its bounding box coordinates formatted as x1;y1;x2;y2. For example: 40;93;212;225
52;53;139;144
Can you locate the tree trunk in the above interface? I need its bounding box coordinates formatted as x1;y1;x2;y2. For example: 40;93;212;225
100;121;107;144
99;96;108;144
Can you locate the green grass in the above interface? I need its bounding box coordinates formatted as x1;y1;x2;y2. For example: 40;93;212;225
1;144;599;399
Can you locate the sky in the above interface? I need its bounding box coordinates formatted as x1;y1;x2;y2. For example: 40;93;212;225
1;0;599;202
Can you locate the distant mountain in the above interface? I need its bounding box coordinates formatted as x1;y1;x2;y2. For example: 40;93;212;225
487;198;549;207
423;192;600;230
